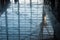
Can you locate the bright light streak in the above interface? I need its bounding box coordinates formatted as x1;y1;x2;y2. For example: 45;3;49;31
10;0;43;4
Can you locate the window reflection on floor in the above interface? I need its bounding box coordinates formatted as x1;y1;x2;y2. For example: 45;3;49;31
0;0;54;40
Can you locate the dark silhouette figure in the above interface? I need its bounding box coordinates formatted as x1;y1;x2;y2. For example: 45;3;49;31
0;0;19;16
0;0;10;16
14;0;18;3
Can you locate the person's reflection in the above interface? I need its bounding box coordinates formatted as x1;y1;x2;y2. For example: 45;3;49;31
43;15;47;25
39;12;47;39
42;12;47;26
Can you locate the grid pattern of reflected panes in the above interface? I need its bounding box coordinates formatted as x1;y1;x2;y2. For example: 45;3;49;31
0;0;54;40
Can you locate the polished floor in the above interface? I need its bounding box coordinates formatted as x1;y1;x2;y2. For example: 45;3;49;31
0;0;54;40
